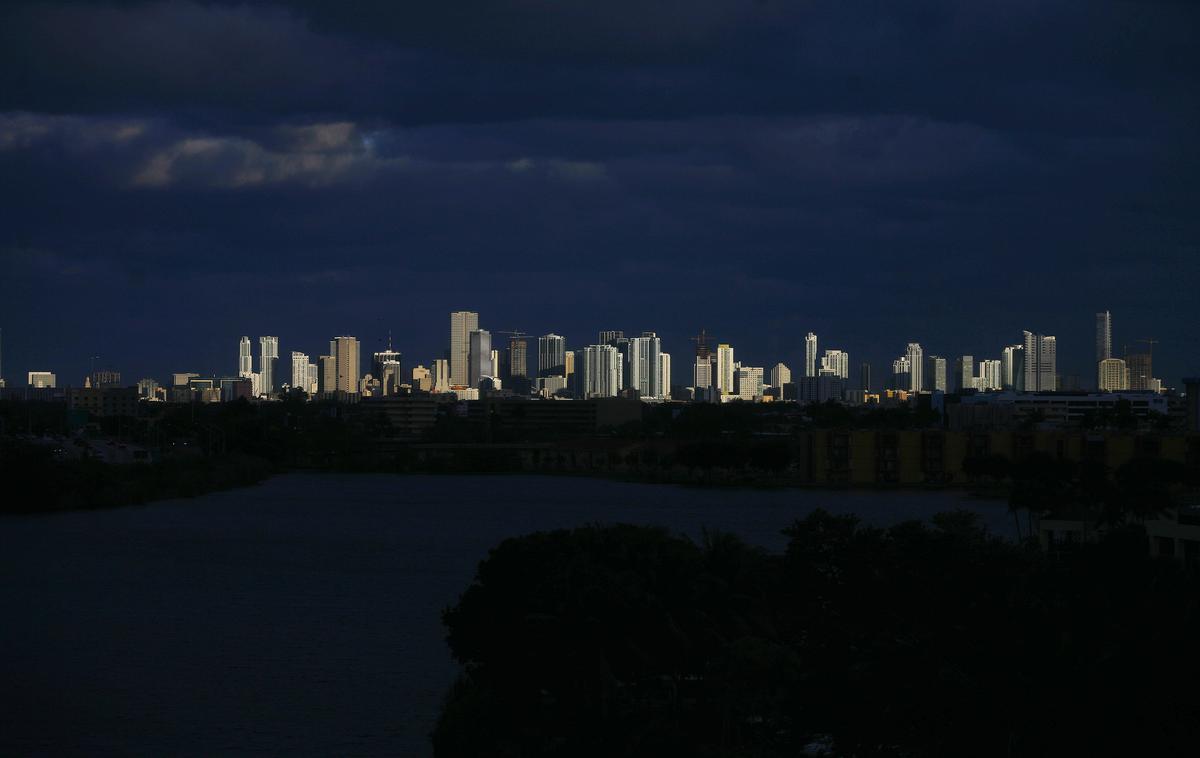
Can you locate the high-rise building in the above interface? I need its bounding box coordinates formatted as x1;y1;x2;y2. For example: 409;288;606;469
581;345;622;398
1098;358;1129;392
628;332;663;399
1096;311;1112;362
660;353;671;398
694;356;713;391
1022;331;1056;391
956;356;974;393
449;311;479;386
259;336;279;397
330;336;361;394
564;351;575;382
905;343;923;393
432;359;450;393
716;344;735;395
925;355;947;392
318;355;335;394
27;371;56;388
859;362;871;393
891;356;911;390
374;348;403;396
804;332;818;377
306;363;318;395
291;352;309;393
468;329;492;388
489;349;500;379
239;336;253;378
1126;351;1153;391
735;366;764;401
599;330;624;345
538;334;566;378
771;362;791;388
412;365;432;392
1001;345;1023;390
505;337;528;380
976;359;1002;391
821;349;850;379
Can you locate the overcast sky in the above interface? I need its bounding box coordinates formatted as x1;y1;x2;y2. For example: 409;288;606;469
2;0;1197;386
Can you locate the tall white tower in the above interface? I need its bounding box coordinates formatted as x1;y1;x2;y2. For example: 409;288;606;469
906;343;923;393
259;336;279;396
804;333;818;377
238;336;253;378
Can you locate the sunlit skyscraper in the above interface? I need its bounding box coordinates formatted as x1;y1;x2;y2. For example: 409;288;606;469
449;311;479;386
628;332;662;399
716;344;735;395
771;362;791;388
259;336;278;397
582;344;622;398
538;334;566;378
804;332;818;377
660;353;671;398
1096;311;1112;362
330;335;360;394
1022;331;1056;391
239;336;253;378
291;351;309;392
905;343;923;394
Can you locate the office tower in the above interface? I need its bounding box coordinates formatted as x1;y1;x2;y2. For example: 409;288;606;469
564;351;575;381
238;336;253;377
771;362;791;388
449;311;479;386
433;359;450;393
412;365;432;392
628;332;663;399
891;356;911;390
605;335;632;390
306;363;318;395
1096;311;1112;362
1022;331;1056;391
660;353;671;398
291;352;309;392
538;334;566;378
736;366;764;400
977;359;1002;391
468;329;492;387
506;337;528;380
27;371;56;388
956;356;974;392
374;350;403;395
318;355;335;394
259;336;279;396
904;343;923;393
694;356;713;390
860;362;871;393
1098;358;1129;392
804;332;818;377
581;344;622;398
1126;351;1153;391
329;336;361;394
1000;345;1023;390
923;355;947;392
373;346;402;380
715;344;735;395
599;330;624;345
821;349;850;379
490;349;500;379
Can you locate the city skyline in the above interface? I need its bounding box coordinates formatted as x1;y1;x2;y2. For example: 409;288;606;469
0;305;1186;394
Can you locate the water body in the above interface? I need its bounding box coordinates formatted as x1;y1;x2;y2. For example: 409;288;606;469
0;474;1009;756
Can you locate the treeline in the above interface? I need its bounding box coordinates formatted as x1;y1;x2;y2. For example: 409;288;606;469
0;439;273;514
435;513;1200;757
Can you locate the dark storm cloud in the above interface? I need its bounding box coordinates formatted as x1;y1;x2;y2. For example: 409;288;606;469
0;0;1197;385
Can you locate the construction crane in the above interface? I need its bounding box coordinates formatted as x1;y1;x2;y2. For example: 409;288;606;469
689;329;711;359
